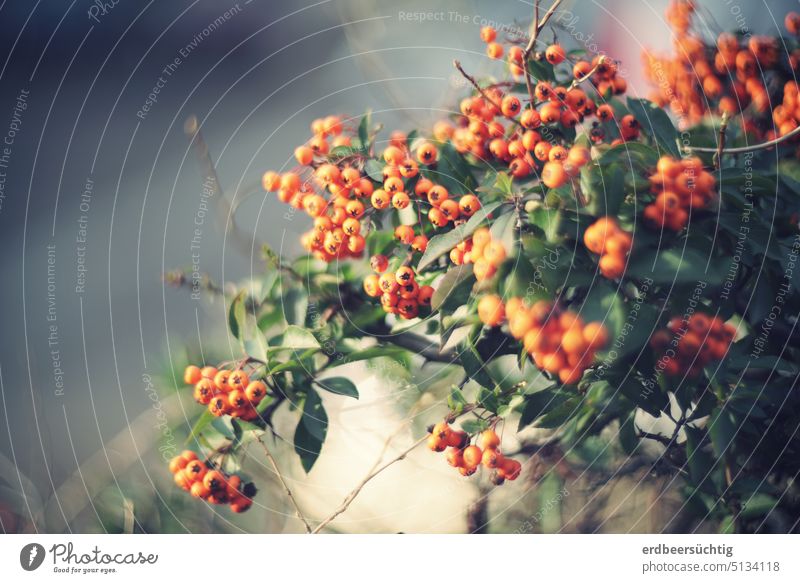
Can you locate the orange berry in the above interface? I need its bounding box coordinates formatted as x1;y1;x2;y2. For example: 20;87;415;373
486;42;504;59
363;274;381;297
482;448;503;469
540;351;567;373
383;145;405;165
480;26;497;43
417;142;438;165
370;254;389;273
446;447;465;467
428;207;448;227
262;170;281;191
245;380;267;403
392;191;411;209
411;235;428;253
478;294;506;327
169;455;188;474
395;225;415;244
378;273;398;294
541;161;568;188
229;370;249;390
417;285;434;307
483;240;507;266
371;189;390;209
194;379;215;404
582;322;609;350
501;95;521;117
545;44;566;65
521;109;542;130
342;201;362;220
395;266;415;284
213;370;231;392
498;458;521;480
599;253;626;279
294;145;314;165
427;434;447;452
184;365;202;385
427;184;449;206
462;445;483;468
509;309;534;339
459;194;480;217
203;470;225;492
480;429;501;449
561;328;587;354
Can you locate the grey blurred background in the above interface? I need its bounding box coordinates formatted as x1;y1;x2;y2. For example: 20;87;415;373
0;0;794;533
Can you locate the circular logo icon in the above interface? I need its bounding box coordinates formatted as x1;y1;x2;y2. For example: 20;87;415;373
20;543;46;571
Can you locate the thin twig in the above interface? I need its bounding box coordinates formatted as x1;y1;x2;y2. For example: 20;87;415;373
567;55;606;91
713;112;730;169
311;433;429;533
684;122;800;154
255;432;312;533
523;0;541;106
453;60;524;128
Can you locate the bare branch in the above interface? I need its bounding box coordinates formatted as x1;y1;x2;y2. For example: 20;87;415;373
311;433;428;533
684;122;800;155
255;432;312;533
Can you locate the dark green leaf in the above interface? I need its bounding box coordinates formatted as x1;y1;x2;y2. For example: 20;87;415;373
417;200;503;272
431;264;475;311
228;290;247;341
314;377;359;399
626;97;680;157
364;159;384;182
626;248;724;286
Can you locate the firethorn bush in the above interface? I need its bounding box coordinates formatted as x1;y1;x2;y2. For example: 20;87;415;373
169;0;800;531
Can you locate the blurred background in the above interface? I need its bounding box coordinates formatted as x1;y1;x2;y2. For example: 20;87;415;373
0;0;794;533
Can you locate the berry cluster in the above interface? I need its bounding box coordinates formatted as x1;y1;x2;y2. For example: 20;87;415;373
583;217;633;279
643;155;716;231
169;450;255;513
184;365;267;422
448;227;507;282
650;313;736;378
645;0;800;140
363;258;435;319
478;296;609;384
428;425;521;484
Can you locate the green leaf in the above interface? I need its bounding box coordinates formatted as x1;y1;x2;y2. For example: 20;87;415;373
460;419;488;434
626;248;724;286
447;386;468;414
739;493;777;519
185;411;215;444
517;386;564;430
282;288;309;327
709;407;737;458
501;255;541;299
618;410;639;454
228;290;247;341
314;377;359;399
294;389;328;472
493;172;514;195
597;141;659;169
431;264;475;311
269;325;320;353
626;97;680;157
358;111;372;147
615;377;667;418
527;206;562;243
364;159;384;181
328;145;363;161
417;201;503;272
458;335;495;389
581;162;625;216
